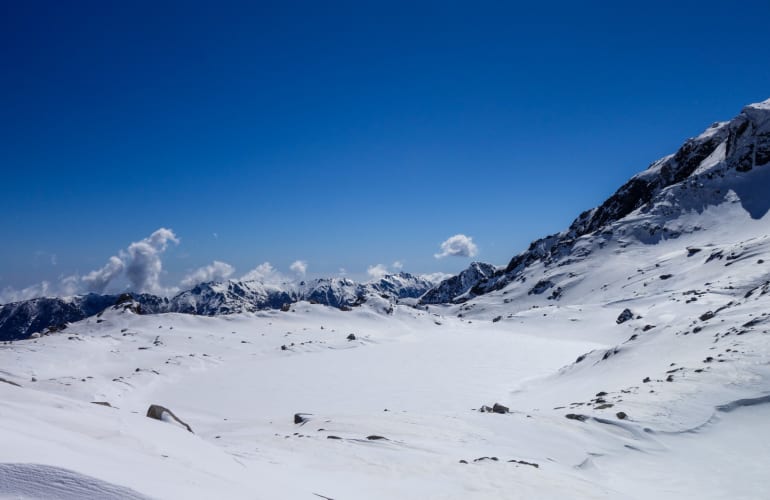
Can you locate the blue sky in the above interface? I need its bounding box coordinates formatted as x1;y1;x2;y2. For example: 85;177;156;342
1;1;769;299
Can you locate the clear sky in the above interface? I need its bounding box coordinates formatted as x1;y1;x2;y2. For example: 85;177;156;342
1;1;769;300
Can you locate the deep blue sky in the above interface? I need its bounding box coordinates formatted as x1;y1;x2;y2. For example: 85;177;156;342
1;1;769;297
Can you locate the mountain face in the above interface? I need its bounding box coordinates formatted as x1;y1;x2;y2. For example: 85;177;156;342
171;273;434;315
0;293;168;342
419;262;497;304
0;273;434;341
423;98;770;303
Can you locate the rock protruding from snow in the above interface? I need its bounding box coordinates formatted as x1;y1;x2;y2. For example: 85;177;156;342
616;309;635;324
146;404;194;433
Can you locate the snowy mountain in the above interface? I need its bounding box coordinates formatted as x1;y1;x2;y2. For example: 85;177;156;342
0;293;168;341
1;99;769;499
0;273;434;341
424;98;770;303
419;261;497;304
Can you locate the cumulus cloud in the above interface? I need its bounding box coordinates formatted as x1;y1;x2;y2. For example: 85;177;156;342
0;281;53;304
0;227;181;303
241;262;287;285
180;260;235;288
367;264;389;279
289;260;308;277
434;234;478;259
123;228;180;295
82;256;125;294
392;261;403;271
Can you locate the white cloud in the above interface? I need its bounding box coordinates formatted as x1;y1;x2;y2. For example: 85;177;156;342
82;256;125;294
0;281;53;304
241;262;287;285
367;264;389;279
289;260;308;277
392;260;403;271
434;234;478;259
338;268;347;277
181;260;235;288
122;228;180;295
0;228;182;302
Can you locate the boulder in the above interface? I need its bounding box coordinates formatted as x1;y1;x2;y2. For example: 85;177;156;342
146;404;193;433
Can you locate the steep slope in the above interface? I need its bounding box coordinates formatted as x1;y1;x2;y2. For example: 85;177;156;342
423;98;770;303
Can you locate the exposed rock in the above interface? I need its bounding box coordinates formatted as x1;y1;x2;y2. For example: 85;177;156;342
0;377;21;387
616;309;634;324
146;404;193;433
492;403;510;414
565;413;588;422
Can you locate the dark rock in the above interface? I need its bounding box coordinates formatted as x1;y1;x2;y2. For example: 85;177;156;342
91;401;113;407
528;280;555;296
346;333;356;341
492;403;509;414
565;413;588;422
326;435;342;440
700;311;716;321
294;413;310;424
616;411;628;420
0;377;21;387
616;309;634;324
642;377;651;383
146;404;193;433
366;435;387;440
508;459;539;468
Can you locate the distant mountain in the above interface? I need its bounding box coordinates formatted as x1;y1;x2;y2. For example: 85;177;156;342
0;293;168;341
419;262;497;304
421;98;770;304
0;273;434;341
